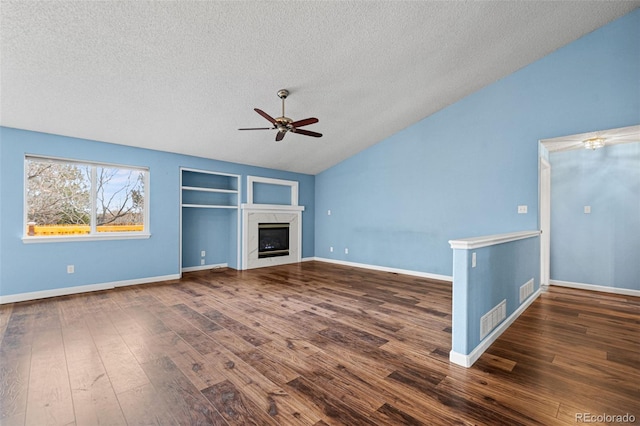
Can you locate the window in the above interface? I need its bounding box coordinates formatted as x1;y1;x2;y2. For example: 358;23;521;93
25;156;149;241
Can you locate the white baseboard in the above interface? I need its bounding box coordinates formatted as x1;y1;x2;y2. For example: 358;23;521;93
550;280;640;297
181;263;228;273
112;274;181;288
312;257;452;282
449;288;542;368
0;273;181;304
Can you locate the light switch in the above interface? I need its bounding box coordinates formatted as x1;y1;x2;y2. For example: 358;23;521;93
472;252;477;268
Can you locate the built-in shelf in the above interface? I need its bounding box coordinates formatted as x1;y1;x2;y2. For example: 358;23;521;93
182;204;238;209
180;167;242;272
181;186;238;194
181;169;240;209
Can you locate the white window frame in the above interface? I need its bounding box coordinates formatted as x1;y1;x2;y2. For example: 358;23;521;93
23;155;151;243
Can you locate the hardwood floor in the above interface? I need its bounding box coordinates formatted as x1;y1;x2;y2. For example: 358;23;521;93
1;261;638;425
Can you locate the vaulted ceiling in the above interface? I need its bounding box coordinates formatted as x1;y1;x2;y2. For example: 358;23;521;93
2;1;638;174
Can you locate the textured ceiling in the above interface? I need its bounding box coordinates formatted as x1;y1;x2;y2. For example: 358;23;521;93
2;1;638;174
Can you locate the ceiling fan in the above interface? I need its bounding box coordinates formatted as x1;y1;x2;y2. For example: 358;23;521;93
239;89;322;141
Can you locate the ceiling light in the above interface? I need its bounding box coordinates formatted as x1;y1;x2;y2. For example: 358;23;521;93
583;137;606;150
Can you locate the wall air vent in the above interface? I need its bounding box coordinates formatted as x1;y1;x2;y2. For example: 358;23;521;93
520;278;535;304
480;299;506;340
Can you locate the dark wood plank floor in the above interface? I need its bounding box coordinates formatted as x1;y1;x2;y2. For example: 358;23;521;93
1;261;638;425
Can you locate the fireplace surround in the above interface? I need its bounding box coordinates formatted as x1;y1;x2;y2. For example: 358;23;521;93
241;204;303;269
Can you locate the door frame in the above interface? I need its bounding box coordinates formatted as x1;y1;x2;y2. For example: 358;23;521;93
539;156;551;289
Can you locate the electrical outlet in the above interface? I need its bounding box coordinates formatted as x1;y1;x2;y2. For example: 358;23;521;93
518;205;528;214
329;246;333;252
200;259;205;265
67;265;74;274
345;248;349;254
584;206;591;214
201;250;206;257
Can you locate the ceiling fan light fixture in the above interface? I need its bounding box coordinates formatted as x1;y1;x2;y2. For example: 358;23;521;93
238;89;322;141
583;137;606;150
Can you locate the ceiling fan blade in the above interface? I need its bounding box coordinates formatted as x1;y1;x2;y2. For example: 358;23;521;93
275;131;286;142
254;108;277;124
292;128;322;138
238;127;273;130
290;117;318;128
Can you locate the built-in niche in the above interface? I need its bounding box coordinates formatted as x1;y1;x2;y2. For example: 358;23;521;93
242;176;303;269
180;168;240;271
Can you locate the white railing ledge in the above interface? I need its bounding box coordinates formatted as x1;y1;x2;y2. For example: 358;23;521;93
449;230;540;250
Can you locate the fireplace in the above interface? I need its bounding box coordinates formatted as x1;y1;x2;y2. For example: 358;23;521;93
241;205;302;270
258;223;290;258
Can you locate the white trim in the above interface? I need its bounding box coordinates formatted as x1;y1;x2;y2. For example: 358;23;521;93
242;208;247;269
314;257;452;282
448;350;471;368
539;156;551;287
23;233;151;243
180;167;239;178
181;186;237;194
449;230;540;250
182;204;238;209
0;273;180;304
179;167;242;271
241;203;304;212
90;166;97;234
242;209;302;270
25;154;149;172
113;274;180;287
449;288;542;367
550;280;640;297
24;155;150;239
181;263;228;273
246;175;299;206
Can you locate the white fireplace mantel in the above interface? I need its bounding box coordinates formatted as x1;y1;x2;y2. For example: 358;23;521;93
241;204;303;270
241;203;305;212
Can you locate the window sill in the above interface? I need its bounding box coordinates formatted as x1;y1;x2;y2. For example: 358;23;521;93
22;233;151;244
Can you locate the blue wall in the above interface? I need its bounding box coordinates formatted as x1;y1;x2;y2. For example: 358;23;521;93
0;127;315;297
551;142;640;291
315;10;640;277
451;235;540;356
181;207;236;268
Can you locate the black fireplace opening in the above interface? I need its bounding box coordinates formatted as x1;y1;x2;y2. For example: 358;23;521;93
258;223;290;258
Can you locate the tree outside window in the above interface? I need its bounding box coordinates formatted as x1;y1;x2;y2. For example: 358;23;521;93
25;157;148;237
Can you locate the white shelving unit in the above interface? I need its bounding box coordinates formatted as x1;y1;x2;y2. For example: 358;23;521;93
180;168;240;209
180;168;241;271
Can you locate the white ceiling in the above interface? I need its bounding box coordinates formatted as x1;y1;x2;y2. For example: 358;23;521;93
2;1;638;174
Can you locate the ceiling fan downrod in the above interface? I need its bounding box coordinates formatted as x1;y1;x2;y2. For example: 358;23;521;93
278;89;289;119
